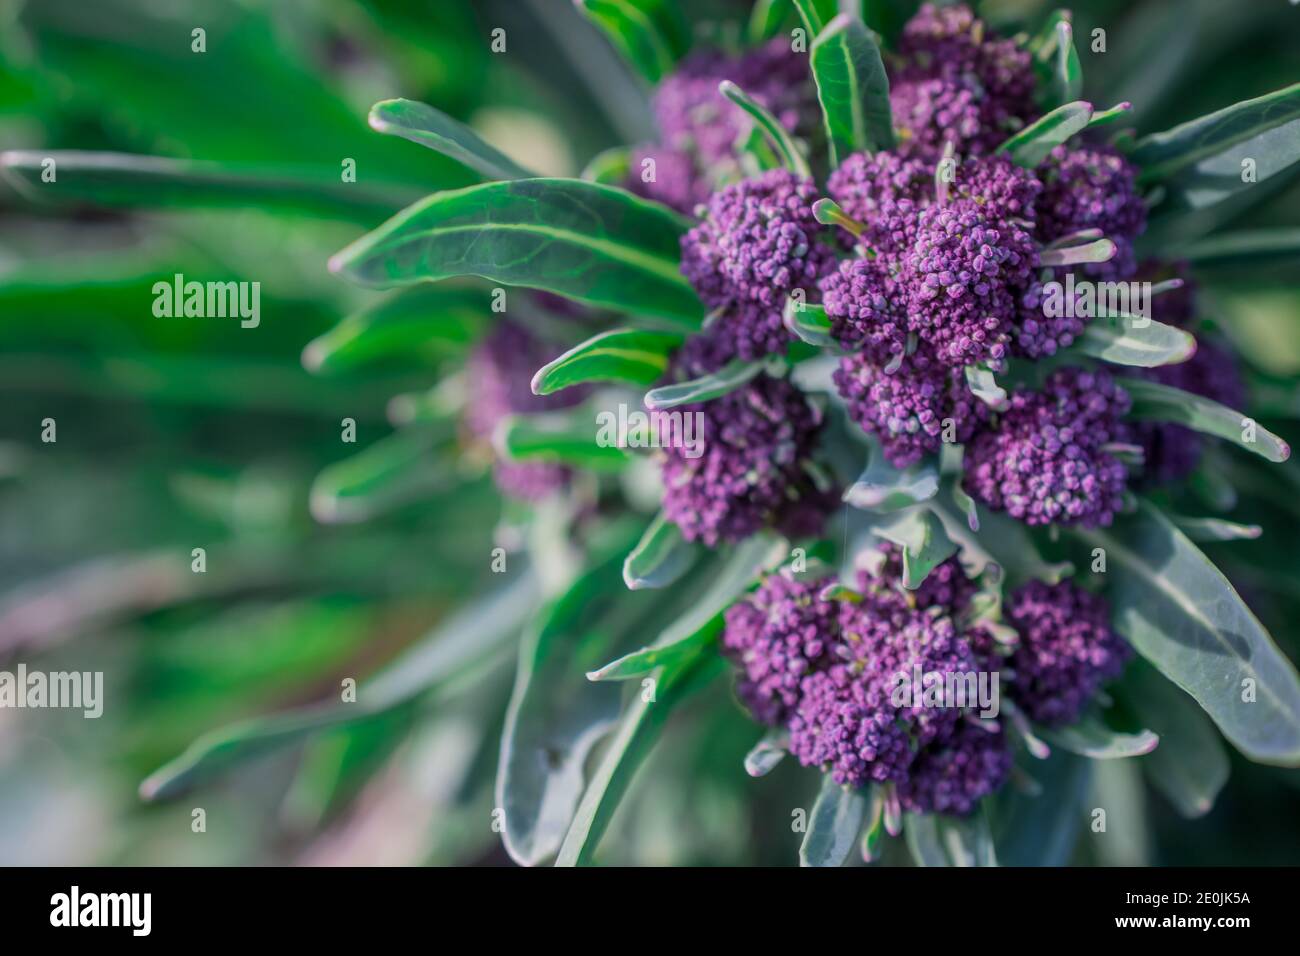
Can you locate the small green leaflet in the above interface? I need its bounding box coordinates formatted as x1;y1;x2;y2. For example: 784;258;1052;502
783;299;837;347
719;81;812;179
643;356;764;410
368;98;535;180
799;775;868;867
1039;713;1160;759
1077;316;1196;368
872;507;957;590
997;101;1094;168
496;411;632;472
843;445;939;512
531;328;683;395
622;511;698;590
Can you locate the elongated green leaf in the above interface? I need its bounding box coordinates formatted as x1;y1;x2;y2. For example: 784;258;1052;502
749;0;789;43
1078;317;1196;367
1051;19;1082;107
0;150;424;221
496;411;632;472
368;98;534;180
310;428;453;524
139;571;538;800
623;511;698;590
576;0;690;84
643;356;763;410
810;14;894;166
532;328;683;395
800;776;868;867
1169;514;1261;542
843;445;939;512
1119;662;1230;818
589;532;787;680
328;178;702;325
783;299;837;347
1131;81;1300;185
904;810;998;866
745;729;790;777
873;507;957;590
719;81;811;179
1039;714;1159;759
1173;228;1300;268
994;750;1090;865
1080;500;1300;765
1120;377;1291;462
555;653;723;865
997;101;1094;169
303;286;489;374
790;0;828;35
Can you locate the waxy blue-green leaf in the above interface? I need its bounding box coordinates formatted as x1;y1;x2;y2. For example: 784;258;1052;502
368;98;535;181
496;411;632;472
1173;228;1300;268
1121;377;1291;462
140;570;538;800
555;652;723;866
745;729;790;777
994;751;1090;865
303;286;489;374
1130;81;1300;190
1080;500;1300;765
800;776;868;867
997;101;1093;168
932;482;1072;587
532;328;683;396
843;444;939;512
1039;713;1159;759
873;507;957;590
965;364;1008;408
643;356;763;410
1169;514;1261;542
623;511;698;590
328;178;702;326
810;14;895;166
783;299;837;347
1078;317;1196;368
719;81;811;179
310;428;454;524
590;532;786;680
1119;662;1229;818
0;149;423;221
576;0;691;85
904;810;998;867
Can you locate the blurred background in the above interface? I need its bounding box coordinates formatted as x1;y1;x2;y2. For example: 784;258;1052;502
1;0;1298;865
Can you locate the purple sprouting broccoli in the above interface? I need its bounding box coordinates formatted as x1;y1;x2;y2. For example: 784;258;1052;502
897;719;1013;816
1035;145;1147;280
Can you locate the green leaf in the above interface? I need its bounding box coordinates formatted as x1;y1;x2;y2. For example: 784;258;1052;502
1168;514;1261;542
1173;228;1300;268
532;328;683;395
799;776;868;867
783;299;837;347
310;429;453;524
496;410;632;473
790;0;828;35
368;98;535;180
749;0;790;43
843;445;939;512
744;729;790;777
719;81;811;179
302;286;489;374
1077;317;1197;368
328;178;702;326
1039;713;1160;759
643;356;763;410
932;481;1073;587
589;532;787;680
1130;82;1300;195
904;810;998;867
582;146;633;185
623;511;699;590
810;14;895;167
873;507;957;590
0;149;422;221
139;571;538;800
993;751;1090;865
1119;662;1230;818
576;0;690;85
1079;500;1300;765
965;364;1008;409
554;652;723;866
1051;19;1082;107
997;101;1094;169
1120;377;1291;463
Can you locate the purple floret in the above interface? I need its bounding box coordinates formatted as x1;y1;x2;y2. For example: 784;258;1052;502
463;317;589;501
660;372;832;546
962;367;1134;528
1004;580;1132;726
722;570;839;725
904;199;1037;369
889;3;1038;160
819;257;908;358
680;169;836;365
833;348;987;468
897;720;1013;816
868;542;979;616
1036;145;1147;279
626;145;712;215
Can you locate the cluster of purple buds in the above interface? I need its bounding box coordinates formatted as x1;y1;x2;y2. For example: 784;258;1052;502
962;367;1135;528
